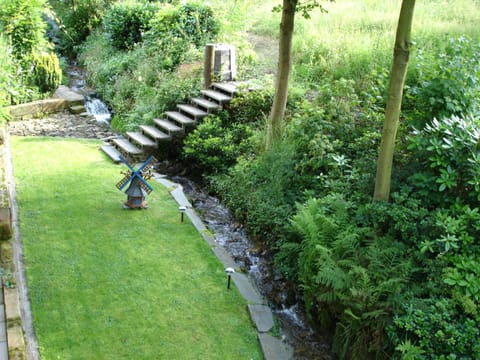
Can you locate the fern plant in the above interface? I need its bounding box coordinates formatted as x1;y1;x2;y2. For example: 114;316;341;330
289;194;412;359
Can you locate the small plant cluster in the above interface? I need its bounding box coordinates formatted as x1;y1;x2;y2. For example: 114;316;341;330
0;0;62;114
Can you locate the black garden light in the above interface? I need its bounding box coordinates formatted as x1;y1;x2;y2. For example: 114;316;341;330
225;267;235;289
179;206;187;222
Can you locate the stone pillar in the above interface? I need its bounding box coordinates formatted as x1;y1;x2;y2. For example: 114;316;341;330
213;44;236;81
203;44;215;89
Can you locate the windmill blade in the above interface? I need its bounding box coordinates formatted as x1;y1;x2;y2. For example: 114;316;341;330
139;180;153;195
116;173;133;190
137;174;153;193
118;154;136;173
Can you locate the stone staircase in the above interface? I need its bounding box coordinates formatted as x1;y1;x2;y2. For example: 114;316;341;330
101;82;239;162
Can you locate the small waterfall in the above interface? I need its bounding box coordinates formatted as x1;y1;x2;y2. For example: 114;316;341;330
85;97;111;125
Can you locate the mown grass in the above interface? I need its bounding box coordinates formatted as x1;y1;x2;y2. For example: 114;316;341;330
12;137;262;360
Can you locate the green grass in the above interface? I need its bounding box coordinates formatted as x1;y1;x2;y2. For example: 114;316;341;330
206;0;480;84
12;137;262;360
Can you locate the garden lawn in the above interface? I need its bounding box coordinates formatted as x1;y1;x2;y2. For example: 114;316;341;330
11;137;262;360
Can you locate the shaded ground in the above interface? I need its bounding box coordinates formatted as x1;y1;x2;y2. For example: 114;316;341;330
248;33;279;77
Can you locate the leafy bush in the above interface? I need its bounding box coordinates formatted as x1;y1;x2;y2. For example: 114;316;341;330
182;113;255;174
285;195;411;359
0;0;48;60
407;114;480;208
31;52;62;94
51;0;113;56
103;1;160;50
212;142;301;244
389;297;480;359
405;36;480;127
146;2;219;47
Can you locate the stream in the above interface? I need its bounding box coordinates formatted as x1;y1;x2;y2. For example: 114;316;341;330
66;64;112;125
67;64;333;359
170;177;333;360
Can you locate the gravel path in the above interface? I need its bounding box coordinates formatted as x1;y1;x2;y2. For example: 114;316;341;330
8;111;116;139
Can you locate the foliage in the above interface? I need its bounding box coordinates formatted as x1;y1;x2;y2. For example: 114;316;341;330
142;2;219;62
51;0;113;56
389;297;480;359
103;1;160;51
31;52;62;94
405;36;480;128
0;0;49;60
0;0;58;104
286;195;411;359
406;114;480;208
212;142;300;244
80;31;202;133
182;87;271;175
182;113;255;174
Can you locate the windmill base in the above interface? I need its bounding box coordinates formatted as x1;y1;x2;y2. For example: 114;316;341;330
123;197;148;209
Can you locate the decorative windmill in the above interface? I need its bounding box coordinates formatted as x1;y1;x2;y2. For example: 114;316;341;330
116;155;156;209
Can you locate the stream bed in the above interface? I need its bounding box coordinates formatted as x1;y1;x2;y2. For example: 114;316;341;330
171;176;333;360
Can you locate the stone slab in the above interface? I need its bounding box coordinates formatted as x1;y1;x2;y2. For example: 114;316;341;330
0;320;5;342
7;324;24;349
4;287;21;321
258;333;294;360
8;99;67;120
0;340;7;360
52;85;84;106
211;245;237;269
0;304;5;323
248;304;274;333
231;272;264;305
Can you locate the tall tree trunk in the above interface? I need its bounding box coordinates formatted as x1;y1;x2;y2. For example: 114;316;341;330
373;0;415;201
266;0;297;150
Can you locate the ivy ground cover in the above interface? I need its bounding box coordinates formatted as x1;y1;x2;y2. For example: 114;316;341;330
11;137;262;359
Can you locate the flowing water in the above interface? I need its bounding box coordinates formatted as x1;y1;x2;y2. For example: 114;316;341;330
65;64;111;125
171;176;333;360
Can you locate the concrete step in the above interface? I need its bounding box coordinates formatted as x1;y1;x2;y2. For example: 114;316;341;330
100;144;122;163
153;118;184;135
165;111;196;127
191;97;221;113
200;89;232;105
126;131;156;148
112;137;143;155
212;82;238;96
140;125;171;142
177;104;208;120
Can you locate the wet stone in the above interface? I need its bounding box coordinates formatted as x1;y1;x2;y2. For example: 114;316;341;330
248;304;274;333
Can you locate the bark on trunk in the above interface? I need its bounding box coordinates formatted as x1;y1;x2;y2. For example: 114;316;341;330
266;0;297;150
373;0;416;201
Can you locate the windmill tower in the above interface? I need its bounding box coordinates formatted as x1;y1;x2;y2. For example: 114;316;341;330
116;155;156;209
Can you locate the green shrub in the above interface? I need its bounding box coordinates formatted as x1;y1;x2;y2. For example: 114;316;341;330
406;114;480;208
212;143;300;244
389;297;480;359
103;1;160;50
286;195;412;359
51;0;113;56
31;52;62;94
405;36;480;128
0;0;48;60
183;113;255;174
